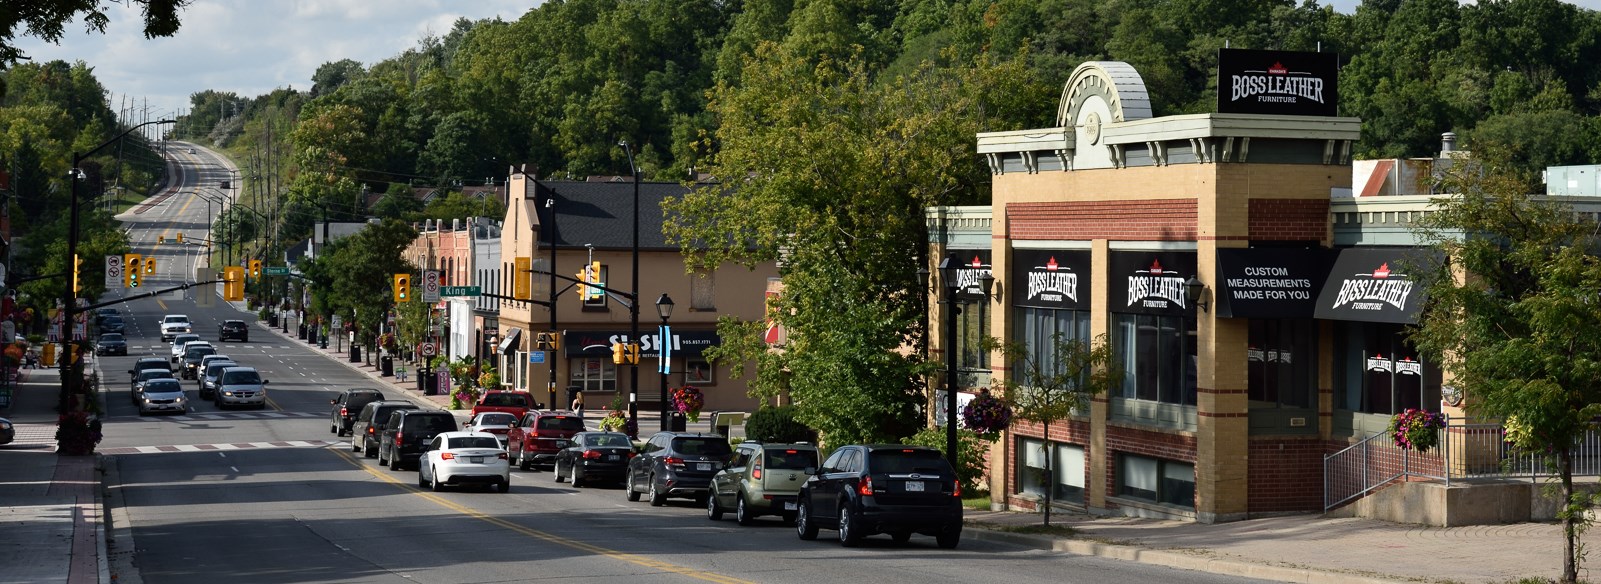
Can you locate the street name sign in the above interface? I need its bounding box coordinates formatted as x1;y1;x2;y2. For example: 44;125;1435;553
440;286;481;297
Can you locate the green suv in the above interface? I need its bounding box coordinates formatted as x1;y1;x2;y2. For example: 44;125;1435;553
707;441;819;525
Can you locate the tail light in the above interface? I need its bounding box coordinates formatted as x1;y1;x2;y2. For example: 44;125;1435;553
339;406;349;417
441;452;456;460
752;463;763;480
367;426;376;435
953;481;962;497
628;451;638;459
497;452;508;460
395;432;404;446
663;456;684;468
582;450;602;460
858;475;874;496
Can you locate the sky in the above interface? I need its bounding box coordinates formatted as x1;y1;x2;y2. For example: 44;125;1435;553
10;0;1601;122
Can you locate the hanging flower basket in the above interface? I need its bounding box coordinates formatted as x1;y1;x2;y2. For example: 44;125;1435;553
961;389;1013;437
671;385;705;423
1389;408;1447;452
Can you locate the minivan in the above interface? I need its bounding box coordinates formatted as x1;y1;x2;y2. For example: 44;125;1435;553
213;366;267;409
351;400;419;458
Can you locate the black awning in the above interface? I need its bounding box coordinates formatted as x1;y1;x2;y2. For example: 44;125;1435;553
1214;248;1333;319
1313;248;1443;324
497;328;521;354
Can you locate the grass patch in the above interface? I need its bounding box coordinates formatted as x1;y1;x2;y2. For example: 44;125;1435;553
992;523;1079;537
962;491;993;510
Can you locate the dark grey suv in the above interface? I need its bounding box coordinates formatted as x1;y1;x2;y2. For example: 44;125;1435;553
625;432;732;507
329;388;385;437
795;444;963;548
378;410;458;471
351;400;419;457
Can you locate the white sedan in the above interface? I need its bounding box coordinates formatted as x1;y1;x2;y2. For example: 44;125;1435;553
463;412;518;448
419;432;510;493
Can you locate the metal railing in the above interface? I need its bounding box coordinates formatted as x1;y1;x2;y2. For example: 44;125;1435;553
1323;419;1601;511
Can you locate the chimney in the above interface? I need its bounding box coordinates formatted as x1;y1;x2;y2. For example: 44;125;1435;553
1440;132;1457;155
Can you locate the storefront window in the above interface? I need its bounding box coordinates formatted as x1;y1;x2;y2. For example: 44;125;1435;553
1117;454;1195;508
1248;319;1317;408
1016;437;1086;504
570;357;617;391
1113;313;1197;405
956;297;989;373
1333;321;1440;415
1011;306;1090;384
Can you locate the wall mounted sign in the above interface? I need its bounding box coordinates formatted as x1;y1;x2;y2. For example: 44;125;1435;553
564;329;721;359
1011;249;1091;310
947;250;993;301
1215;248;1333;318
1314;248;1442;324
1111;251;1197;315
1217;48;1340;117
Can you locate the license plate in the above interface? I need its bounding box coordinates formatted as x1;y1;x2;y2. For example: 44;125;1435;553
606;455;619;461
697;463;711;471
905;481;925;492
469;456;483;464
783;501;797;510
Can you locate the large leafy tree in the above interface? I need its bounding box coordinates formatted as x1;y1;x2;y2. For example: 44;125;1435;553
0;0;188;70
299;219;417;348
1412;147;1601;584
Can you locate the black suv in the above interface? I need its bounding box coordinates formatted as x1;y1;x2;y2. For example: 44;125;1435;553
378;410;459;471
219;320;249;342
795;444;962;548
330;388;385;437
351;400;419;457
128;357;172;388
625;432;733;507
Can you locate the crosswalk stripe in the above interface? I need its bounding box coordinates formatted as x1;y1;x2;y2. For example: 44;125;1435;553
100;439;342;455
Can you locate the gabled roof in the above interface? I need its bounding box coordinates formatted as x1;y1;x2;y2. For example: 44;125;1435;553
533;181;691;251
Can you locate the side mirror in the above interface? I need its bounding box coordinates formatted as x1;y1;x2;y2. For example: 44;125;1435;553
804;467;818;476
262;380;269;384
330;399;338;405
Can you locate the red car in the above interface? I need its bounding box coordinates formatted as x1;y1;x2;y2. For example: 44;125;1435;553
507;411;587;470
470;390;539;420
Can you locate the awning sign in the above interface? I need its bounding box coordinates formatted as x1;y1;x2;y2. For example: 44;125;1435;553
1214;248;1333;318
1314;248;1442;324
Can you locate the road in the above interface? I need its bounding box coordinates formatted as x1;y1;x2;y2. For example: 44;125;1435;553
98;144;1282;584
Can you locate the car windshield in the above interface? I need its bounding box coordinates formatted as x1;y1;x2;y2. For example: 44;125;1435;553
481;393;529;407
99;334;124;342
173;336;198;346
765;449;818;470
136;360;167;370
139;370;173;380
206;363;236;376
671;437;732;456
448;436;501;449
410;415;457;433
185;346;215;359
222;370;261;384
869;450;950;474
476;413;517;426
536;416;586;431
143;380;182;393
164;316;188;324
583;433;632;447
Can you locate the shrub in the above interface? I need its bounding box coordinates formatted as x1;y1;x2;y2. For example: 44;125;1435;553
744;405;816;443
903;426;989;495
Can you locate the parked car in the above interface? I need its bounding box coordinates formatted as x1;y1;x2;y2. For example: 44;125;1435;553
330;388;386;437
131;368;176;403
169;334;201;363
179;342;217;379
470;390;540;419
0;417;13;445
198;360;237;399
136;378;188;415
219;319;249;342
95;333;128;356
463;412;518;447
553;431;634;487
160;314;191;341
212;366;267;409
625;432;733;507
99;315;126;334
506;411;586;471
351;400;419;457
795;444;963;548
419;431;510;493
709;441;820;525
378;409;459;471
129;357;171;387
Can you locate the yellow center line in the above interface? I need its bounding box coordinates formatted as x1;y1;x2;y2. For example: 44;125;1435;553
330;448;751;584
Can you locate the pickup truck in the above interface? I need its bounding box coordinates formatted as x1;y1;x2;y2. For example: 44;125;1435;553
506;411;585;471
470;390;540;420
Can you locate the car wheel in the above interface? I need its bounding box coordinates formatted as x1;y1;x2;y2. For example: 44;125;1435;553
570;466;584;488
553;461;566;482
431;468;446;492
891;531;912;545
648;475;666;507
351;438;361;452
330;423;337;434
936;530;961;549
364;442;377;458
736;494;754;526
378;446;390;466
626;473;642;502
496;480;509;493
838;505;861;547
418;469;429;488
796;498;818;540
517;448;532;471
707;488;724;521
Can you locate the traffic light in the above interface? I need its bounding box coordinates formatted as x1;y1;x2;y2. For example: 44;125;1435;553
223;266;245;301
144;257;156;274
611;342;626;365
513;257;531;300
586;261;603;300
158;235;165;244
627;342;640;365
544;331;560;351
72;254;82;295
249;259;262;279
393;273;411;303
176;233;184;244
124;253;142;288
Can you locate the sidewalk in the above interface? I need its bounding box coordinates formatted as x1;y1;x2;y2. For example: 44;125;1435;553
0;371;107;584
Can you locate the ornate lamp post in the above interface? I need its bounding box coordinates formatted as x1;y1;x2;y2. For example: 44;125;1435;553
935;253;993;470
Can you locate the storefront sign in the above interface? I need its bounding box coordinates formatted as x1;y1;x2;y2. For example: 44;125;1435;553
1215;248;1333;318
1217;48;1340;117
1111;251;1197;315
1314;248;1442;324
947;250;993;301
564;329;720;359
1011;249;1091;310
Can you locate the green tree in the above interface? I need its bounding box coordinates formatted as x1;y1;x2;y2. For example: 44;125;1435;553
0;0;188;69
989;333;1118;526
1411;148;1601;584
420;190;503;223
301;219;417;349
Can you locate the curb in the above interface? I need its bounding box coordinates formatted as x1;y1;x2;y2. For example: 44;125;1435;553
102;454;144;584
962;525;1410;584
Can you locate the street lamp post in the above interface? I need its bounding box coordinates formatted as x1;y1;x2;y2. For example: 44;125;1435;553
60;119;174;420
620;141;641;430
655;294;675;431
936;253;993;471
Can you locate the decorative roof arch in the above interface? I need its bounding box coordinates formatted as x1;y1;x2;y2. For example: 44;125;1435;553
1056;61;1153;133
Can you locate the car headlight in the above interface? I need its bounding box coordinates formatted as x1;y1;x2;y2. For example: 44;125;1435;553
0;421;12;430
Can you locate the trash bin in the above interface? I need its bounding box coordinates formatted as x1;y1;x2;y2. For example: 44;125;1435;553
349;344;361;363
668;411;687;432
297;323;307;340
381;355;393;377
268;313;279;327
421;367;435;395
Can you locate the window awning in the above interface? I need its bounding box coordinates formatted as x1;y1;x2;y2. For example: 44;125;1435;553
1313;247;1443;324
497;328;521;354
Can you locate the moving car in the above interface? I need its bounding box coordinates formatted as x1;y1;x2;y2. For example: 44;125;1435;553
795;444;963;548
377;409;459;471
169;334;201;363
198;360;237;399
131;369;176;403
160;314;191;342
99;316;126;334
136;378;188;415
470;390;539;419
506;411;586;471
330;388;385;437
0;417;12;445
219;320;249;342
419;431;510;493
351;400;419;457
93;307;119;327
213;366;267;409
709;441;819;525
553;431;634;487
463;412;518;447
625;432;733;507
129;357;171;387
179;342;217;379
95;333;128;356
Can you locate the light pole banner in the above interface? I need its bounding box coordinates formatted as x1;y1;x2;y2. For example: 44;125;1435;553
658;324;672;374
